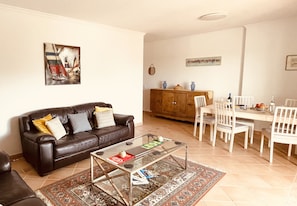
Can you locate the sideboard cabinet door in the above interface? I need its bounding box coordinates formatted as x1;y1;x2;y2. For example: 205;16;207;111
150;89;213;122
162;91;187;117
150;89;162;114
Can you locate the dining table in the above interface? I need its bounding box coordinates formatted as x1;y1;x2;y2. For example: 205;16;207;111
198;104;274;142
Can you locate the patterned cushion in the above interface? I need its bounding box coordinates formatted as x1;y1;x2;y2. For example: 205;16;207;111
94;110;115;129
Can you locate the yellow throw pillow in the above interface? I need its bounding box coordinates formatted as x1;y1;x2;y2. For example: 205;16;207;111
32;114;53;134
94;106;112;113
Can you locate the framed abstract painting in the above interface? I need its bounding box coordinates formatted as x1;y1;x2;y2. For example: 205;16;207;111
44;43;81;85
285;55;297;71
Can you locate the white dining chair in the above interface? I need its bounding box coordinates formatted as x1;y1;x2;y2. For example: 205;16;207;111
212;101;249;153
193;96;215;141
284;98;297;153
260;106;297;163
233;96;255;144
285;98;297;107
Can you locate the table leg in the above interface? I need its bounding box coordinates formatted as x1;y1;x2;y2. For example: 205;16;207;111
199;110;204;141
90;155;94;182
129;174;133;206
91;156;130;206
185;145;188;170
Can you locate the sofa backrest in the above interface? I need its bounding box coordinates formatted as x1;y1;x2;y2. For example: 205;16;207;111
72;102;112;128
19;107;75;134
19;102;113;134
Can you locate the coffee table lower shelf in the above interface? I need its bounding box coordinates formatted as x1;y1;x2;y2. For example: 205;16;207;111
90;135;187;205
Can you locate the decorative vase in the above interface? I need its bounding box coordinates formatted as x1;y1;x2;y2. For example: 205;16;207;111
190;81;195;91
162;81;167;89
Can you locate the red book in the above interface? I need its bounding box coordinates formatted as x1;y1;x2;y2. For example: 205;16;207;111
108;153;134;164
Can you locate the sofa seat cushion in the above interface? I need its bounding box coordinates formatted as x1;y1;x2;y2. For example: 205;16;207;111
54;132;99;159
0;170;35;206
89;125;130;148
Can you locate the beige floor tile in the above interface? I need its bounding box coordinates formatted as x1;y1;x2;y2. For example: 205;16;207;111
10;112;297;205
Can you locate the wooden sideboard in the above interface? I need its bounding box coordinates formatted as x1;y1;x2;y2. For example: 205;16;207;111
150;89;213;122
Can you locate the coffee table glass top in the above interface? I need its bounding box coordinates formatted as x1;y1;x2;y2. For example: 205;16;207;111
91;133;186;172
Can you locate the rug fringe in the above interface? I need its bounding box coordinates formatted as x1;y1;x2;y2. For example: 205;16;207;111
36;190;54;206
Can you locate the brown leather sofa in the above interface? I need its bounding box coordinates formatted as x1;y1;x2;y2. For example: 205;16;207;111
0;150;46;206
19;102;134;176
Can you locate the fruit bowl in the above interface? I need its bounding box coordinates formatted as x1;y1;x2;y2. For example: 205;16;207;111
255;103;266;111
255;107;265;111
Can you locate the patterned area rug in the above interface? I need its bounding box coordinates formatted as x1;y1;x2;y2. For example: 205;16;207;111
36;156;225;206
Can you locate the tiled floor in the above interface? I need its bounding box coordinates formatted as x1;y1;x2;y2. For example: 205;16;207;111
12;112;297;205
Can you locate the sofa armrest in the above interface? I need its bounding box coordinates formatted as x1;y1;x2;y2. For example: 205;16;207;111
114;114;135;139
113;114;134;126
20;132;56;176
22;132;56;143
0;150;11;174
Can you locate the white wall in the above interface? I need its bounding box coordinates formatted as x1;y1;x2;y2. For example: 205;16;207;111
0;4;144;155
243;17;297;105
143;17;297;112
143;28;245;111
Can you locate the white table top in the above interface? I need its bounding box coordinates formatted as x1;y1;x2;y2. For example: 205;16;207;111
201;104;274;122
198;104;274;141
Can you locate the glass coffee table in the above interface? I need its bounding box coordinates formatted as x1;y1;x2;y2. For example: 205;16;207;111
90;133;187;206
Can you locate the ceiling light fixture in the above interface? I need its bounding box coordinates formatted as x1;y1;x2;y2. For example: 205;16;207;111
198;12;227;21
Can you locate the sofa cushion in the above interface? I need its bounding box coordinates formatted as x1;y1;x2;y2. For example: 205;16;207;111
72;102;113;128
32;114;53;134
45;117;66;140
94;109;115;128
54;132;99;159
95;106;111;112
89;125;130;148
68;112;92;134
0;170;36;206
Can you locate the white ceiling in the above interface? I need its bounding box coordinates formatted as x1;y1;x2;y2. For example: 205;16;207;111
1;0;297;41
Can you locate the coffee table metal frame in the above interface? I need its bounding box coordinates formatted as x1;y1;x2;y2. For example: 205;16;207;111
90;133;187;206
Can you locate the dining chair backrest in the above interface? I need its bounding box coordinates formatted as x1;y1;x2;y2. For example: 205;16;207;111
233;96;254;108
194;95;207;116
215;101;234;128
193;95;215;139
272;107;297;136
284;98;297;107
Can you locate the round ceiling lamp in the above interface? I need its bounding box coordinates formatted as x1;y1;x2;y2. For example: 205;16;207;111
198;12;227;21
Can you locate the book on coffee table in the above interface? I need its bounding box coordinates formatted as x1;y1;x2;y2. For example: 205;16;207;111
132;170;149;185
125;141;163;157
108;153;135;164
139;169;156;179
142;140;163;149
125;146;150;157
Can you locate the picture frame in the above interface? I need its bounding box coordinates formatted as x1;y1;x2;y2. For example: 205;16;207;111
44;43;81;85
285;55;297;71
186;56;221;67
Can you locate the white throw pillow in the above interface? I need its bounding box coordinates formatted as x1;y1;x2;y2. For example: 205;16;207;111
94;109;116;129
45;117;67;140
